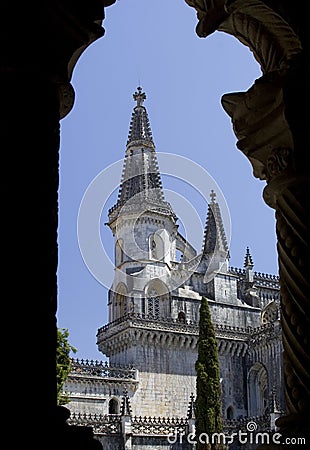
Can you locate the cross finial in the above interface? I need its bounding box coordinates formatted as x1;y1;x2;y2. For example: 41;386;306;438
133;86;146;107
210;190;216;203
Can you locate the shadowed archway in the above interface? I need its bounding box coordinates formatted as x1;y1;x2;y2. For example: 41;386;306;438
2;0;309;446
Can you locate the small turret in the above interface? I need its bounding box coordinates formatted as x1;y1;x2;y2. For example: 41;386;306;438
243;246;259;306
244;246;254;283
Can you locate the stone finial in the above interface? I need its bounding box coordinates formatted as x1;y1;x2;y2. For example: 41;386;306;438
133;86;146;107
210;189;216;203
244;246;254;268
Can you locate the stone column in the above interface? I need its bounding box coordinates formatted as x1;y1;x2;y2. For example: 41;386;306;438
184;0;309;442
264;171;309;439
2;1;115;446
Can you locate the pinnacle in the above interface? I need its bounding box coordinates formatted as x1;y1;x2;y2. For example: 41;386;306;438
202;191;229;256
244;246;254;268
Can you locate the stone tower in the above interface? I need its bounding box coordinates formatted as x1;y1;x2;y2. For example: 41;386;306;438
97;87;200;417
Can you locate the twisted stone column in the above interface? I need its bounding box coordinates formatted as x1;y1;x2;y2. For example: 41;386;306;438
184;0;309;442
264;166;310;440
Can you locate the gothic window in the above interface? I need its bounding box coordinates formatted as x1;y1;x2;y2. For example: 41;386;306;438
108;398;120;415
226;406;234;419
114;284;127;320
247;363;268;416
178;311;186;323
147;288;160;318
119;292;127;317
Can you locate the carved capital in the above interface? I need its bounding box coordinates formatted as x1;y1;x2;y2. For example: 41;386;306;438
221;72;294;183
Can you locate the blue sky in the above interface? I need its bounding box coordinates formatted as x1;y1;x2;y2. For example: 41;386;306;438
56;0;278;360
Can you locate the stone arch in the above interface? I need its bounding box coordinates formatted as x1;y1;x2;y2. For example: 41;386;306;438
149;229;170;262
108;397;120;415
5;1;309;441
217;2;302;75
261;301;278;324
145;279;169;318
247;362;269;417
113;283;128;320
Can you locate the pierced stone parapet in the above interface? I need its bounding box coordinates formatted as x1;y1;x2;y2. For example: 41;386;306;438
98;313;279;341
97;313;199;338
68;412;188;437
131;416;188;436
69;358;137;380
68;412;121;435
248;321;282;348
230;266;279;288
230;266;246;276
67;411;275;437
215;324;251;341
97;313;279;358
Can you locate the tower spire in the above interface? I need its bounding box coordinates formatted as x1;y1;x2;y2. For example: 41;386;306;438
108;87;176;221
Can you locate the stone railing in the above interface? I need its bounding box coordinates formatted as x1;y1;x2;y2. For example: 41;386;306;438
230;266;279;289
69;358;137;380
68;412;121;435
97;313;199;337
67;412;188;436
68;412;273;437
97;313;274;342
248;321;282;347
131;416;188;436
230;266;279;280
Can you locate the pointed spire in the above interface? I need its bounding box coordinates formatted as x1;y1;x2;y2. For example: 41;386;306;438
202;190;229;257
244;246;254;269
108;87;176;220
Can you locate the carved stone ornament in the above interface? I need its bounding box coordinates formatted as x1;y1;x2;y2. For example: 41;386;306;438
221;73;294;181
